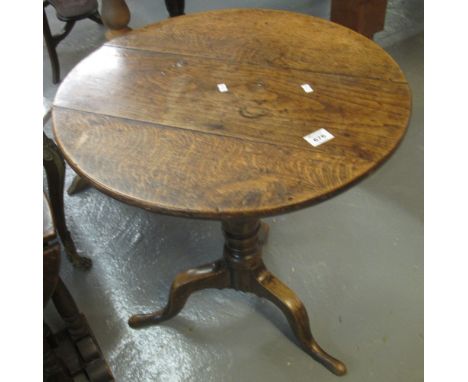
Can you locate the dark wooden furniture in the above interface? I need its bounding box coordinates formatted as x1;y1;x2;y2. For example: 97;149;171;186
43;194;114;381
331;0;388;38
44;98;91;269
101;0;387;39
52;9;411;375
43;0;103;84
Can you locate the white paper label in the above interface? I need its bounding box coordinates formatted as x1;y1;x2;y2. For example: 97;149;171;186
301;83;314;93
303;128;334;147
217;83;229;92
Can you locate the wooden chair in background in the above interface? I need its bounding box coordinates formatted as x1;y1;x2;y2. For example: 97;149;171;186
43;0;103;84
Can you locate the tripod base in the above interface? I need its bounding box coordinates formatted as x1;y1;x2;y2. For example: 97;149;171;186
129;219;346;376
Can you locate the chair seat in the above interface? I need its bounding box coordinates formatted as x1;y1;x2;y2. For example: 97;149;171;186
48;0;98;19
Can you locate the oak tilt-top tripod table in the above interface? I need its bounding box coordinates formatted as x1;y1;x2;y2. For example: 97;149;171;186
52;9;411;376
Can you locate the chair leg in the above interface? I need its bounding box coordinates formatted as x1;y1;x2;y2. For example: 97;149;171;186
43;133;92;270
165;0;185;17
55;20;76;44
44;0;77;84
88;10;103;25
52;278;90;341
43;8;60;84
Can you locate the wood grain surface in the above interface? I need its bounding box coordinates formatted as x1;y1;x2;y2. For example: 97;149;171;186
52;9;411;219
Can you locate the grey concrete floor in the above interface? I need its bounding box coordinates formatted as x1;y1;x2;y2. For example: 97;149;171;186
44;1;423;381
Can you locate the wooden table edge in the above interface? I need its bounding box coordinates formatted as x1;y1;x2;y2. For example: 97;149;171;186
52;107;411;220
105;8;409;83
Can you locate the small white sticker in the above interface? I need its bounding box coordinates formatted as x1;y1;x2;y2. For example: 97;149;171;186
304;128;334;147
301;83;314;93
217;83;228;93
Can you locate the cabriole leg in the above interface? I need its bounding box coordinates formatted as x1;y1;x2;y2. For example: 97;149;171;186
129;260;230;328
43;133;92;269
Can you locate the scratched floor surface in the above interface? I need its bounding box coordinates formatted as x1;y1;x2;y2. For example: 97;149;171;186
44;1;423;381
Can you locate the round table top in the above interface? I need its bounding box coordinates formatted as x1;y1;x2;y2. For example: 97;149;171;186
53;9;411;219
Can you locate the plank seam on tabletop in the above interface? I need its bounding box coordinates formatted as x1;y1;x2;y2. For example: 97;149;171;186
104;43;409;85
52;105;398;163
